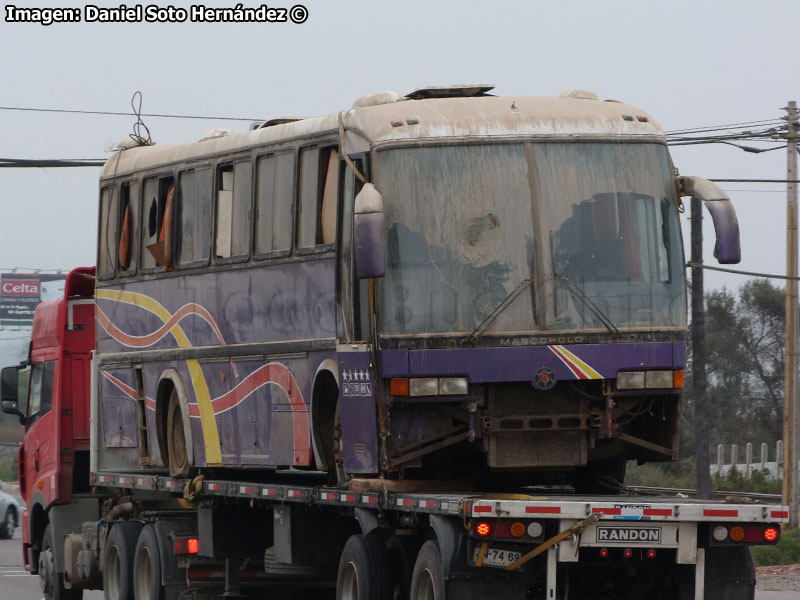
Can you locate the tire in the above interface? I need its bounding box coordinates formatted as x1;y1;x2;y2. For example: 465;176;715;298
40;524;82;600
0;508;15;539
103;521;143;600
336;534;391;600
166;390;190;478
409;540;445;600
133;524;163;600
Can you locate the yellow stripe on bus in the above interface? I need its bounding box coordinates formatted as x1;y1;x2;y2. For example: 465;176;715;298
552;345;603;379
95;289;223;464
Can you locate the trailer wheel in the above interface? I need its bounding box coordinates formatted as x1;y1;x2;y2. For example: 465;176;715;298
40;524;82;600
336;534;391;600
409;541;445;600
133;524;163;600
166;389;190;478
103;521;143;600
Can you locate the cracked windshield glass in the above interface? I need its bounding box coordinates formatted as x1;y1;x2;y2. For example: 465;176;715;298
378;142;685;336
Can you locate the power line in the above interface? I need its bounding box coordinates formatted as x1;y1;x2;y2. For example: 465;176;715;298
0;158;105;168
0;105;260;122
665;118;785;135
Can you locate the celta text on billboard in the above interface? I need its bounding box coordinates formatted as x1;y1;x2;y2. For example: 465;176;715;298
0;273;67;326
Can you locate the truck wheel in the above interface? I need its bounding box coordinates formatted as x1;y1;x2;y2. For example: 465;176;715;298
103;521;143;600
166;390;190;478
40;524;82;600
336;534;391;600
409;541;445;600
0;508;15;539
133;524;163;600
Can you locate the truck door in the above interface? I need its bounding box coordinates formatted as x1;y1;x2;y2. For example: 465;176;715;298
25;360;58;506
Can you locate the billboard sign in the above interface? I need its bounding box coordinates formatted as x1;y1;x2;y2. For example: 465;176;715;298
0;273;68;326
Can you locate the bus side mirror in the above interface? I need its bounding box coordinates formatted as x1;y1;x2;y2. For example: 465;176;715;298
679;176;741;264
1;367;24;424
353;183;386;279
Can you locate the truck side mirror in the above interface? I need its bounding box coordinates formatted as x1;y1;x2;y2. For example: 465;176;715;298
678;176;741;264
353;183;386;279
1;367;24;424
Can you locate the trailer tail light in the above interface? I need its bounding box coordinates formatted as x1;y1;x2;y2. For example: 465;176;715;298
174;537;199;555
712;525;729;542
509;522;526;538
623;549;633;559
475;522;491;537
712;524;780;545
527;522;543;538
764;527;779;543
729;526;745;542
647;549;657;559
599;548;609;558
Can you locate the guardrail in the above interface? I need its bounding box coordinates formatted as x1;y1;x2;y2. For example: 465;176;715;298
627;485;782;504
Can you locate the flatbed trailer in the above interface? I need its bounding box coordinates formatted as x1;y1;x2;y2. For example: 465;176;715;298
82;467;788;600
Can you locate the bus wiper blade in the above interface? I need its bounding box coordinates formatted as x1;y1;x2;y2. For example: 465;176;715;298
467;278;532;345
554;272;620;337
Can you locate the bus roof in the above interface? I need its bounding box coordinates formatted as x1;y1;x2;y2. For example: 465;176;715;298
101;93;664;179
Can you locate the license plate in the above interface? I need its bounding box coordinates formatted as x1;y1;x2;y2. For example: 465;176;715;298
471;546;523;568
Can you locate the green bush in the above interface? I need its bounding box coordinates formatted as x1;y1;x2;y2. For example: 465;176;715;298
753;528;800;566
712;466;782;495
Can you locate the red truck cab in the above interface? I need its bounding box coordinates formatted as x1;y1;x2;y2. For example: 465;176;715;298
1;267;94;571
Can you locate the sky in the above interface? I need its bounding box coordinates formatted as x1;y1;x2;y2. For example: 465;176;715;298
0;0;799;364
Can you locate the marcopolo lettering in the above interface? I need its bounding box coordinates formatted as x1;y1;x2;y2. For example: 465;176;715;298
596;527;661;543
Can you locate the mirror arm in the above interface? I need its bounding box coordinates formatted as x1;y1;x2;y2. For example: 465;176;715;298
678;176;741;264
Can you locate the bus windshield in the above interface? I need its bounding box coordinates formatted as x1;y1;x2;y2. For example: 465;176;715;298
377;142;685;336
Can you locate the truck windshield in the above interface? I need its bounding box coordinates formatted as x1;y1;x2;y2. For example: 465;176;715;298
377;142;685;336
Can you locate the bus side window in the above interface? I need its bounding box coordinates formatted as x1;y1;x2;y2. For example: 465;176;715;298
215;161;252;260
98;186;119;278
255;153;294;256
177;167;213;267
298;146;339;249
143;176;175;270
117;181;138;273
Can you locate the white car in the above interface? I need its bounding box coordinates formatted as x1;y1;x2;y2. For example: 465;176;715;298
0;482;21;539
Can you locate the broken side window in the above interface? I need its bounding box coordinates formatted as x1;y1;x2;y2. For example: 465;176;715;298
298;146;339;249
215;161;252;260
143;175;175;270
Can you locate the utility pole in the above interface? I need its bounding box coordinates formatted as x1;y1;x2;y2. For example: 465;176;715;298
785;101;800;528
691;198;711;499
